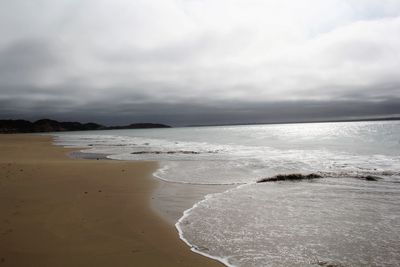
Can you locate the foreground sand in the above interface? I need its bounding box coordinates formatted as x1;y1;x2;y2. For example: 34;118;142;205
0;134;221;267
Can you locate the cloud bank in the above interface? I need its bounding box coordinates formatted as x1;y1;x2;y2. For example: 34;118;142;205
0;0;399;125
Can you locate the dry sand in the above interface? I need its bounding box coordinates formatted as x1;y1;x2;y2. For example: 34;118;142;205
0;134;222;267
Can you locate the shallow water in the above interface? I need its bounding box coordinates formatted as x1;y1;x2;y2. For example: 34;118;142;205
53;120;400;266
178;178;400;266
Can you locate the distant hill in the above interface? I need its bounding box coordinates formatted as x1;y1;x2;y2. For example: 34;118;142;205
0;119;171;133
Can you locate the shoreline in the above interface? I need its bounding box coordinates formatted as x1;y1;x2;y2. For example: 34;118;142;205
151;179;234;226
0;134;222;266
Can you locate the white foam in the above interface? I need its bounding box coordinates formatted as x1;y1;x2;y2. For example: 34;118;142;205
175;184;252;267
177;179;400;266
55;132;400;185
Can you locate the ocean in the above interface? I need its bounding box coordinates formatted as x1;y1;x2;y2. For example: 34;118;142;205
53;120;400;266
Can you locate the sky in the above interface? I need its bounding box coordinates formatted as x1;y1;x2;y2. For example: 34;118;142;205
0;0;400;126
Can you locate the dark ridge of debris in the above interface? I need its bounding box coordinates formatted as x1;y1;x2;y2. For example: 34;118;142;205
359;175;381;181
257;173;322;183
130;150;218;155
315;260;344;267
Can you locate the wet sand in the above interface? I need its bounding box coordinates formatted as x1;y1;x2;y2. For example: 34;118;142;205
151;181;233;225
0;134;222;267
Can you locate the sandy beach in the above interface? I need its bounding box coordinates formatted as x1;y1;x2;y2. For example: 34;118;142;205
0;134;221;267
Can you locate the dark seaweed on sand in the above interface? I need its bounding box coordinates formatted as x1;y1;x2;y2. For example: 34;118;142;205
315;260;344;267
359;175;381;181
131;151;201;155
130;150;218;155
257;173;382;183
257;173;322;183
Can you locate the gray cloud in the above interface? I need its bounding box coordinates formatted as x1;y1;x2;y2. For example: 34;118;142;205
0;39;59;87
0;0;400;125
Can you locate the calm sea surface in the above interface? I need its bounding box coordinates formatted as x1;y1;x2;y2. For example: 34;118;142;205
54;121;400;266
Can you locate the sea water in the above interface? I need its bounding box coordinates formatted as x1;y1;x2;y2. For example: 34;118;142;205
53;121;400;266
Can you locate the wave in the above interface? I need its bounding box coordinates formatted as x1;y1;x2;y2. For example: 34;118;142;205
176;177;400;266
175;183;251;267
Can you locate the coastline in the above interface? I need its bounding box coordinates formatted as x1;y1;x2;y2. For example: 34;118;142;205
151;181;233;226
0;134;222;267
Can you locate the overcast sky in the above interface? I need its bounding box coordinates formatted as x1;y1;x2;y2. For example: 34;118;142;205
0;0;400;125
